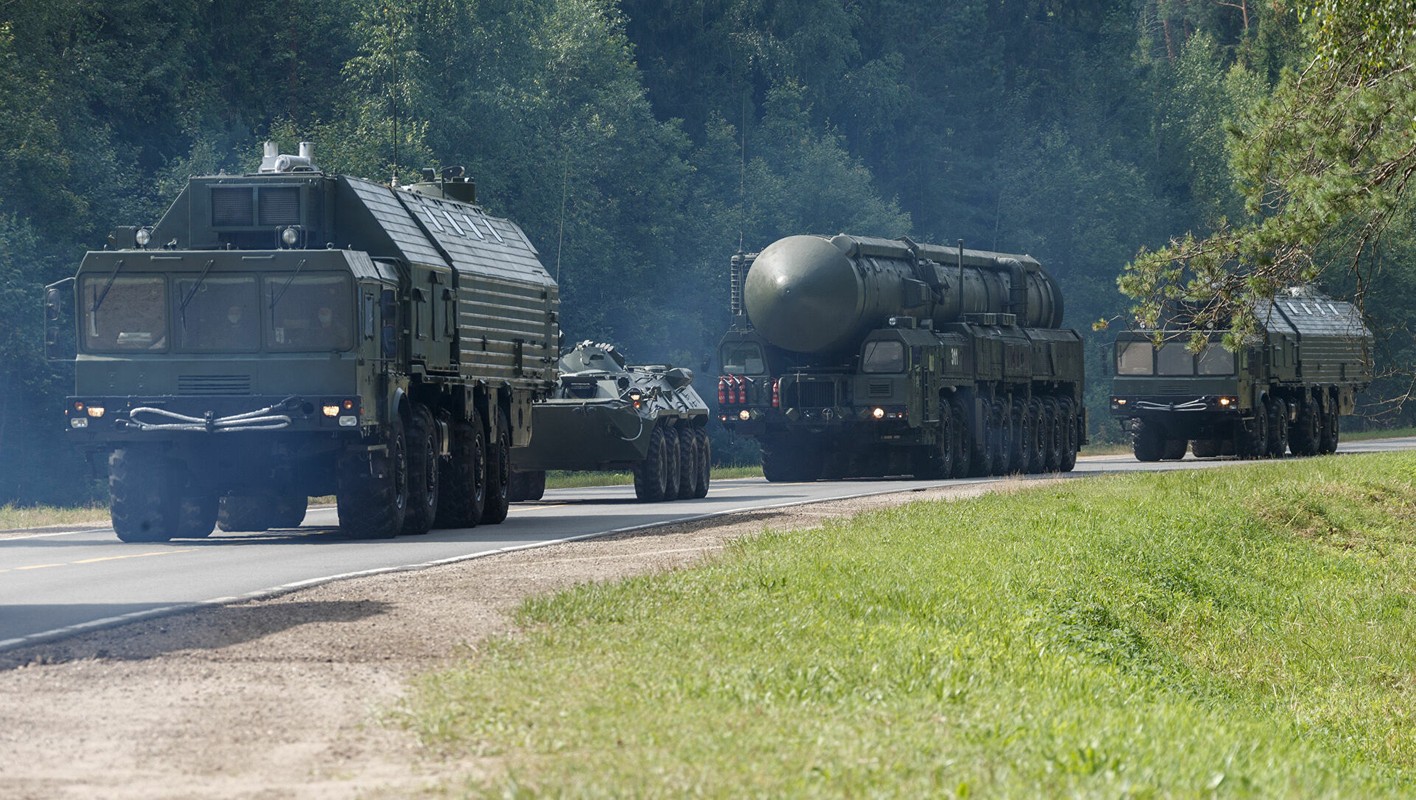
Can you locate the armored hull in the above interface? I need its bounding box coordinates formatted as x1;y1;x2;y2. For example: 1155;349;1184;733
510;342;710;501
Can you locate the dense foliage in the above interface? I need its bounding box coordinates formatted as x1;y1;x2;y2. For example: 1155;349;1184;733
0;0;1409;505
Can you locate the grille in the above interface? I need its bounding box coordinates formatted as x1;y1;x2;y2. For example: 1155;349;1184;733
178;374;252;395
867;382;892;398
259;187;300;225
786;380;836;408
212;188;254;226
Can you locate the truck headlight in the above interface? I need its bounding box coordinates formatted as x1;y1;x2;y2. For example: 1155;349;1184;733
1217;396;1235;407
135;227;151;247
70;417;88;429
338;415;358;427
871;407;886;420
86;406;106;418
738;409;751;421
281;226;301;247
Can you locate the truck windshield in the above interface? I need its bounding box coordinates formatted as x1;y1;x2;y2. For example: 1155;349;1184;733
174;275;260;351
1156;343;1192;375
1116;341;1153;375
861;340;905;373
81;275;167;352
721;342;765;374
266;273;353;351
1196;344;1235;375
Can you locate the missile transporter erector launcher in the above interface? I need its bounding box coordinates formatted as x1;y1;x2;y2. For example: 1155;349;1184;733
47;143;559;541
717;234;1086;481
507;341;711;502
1109;290;1372;461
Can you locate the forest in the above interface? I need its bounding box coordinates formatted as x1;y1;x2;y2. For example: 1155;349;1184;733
1;0;1412;505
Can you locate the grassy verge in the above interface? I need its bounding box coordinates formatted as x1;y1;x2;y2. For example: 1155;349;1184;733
405;452;1416;797
0;503;110;531
545;466;762;490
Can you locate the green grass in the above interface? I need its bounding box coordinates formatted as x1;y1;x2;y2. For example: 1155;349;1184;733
0;503;109;531
404;452;1416;797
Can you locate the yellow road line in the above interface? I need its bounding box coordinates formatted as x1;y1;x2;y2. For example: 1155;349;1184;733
2;548;197;574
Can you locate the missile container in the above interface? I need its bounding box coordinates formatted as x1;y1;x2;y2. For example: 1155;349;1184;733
717;233;1086;481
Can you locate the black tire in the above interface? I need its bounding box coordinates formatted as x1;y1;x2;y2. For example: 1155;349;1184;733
693;428;711;498
1240;404;1269;459
175;493;218;539
968;400;995;477
435;415;486;528
1058;399;1078;472
1162;438;1187;460
1132;422;1165;462
508;469;547;502
1290;397;1320;456
337;415;407;539
218;495;273;533
913;400;955;479
1266;397;1289;458
948;397;970;478
634;426;669;498
1041;398;1062;472
662;424;682;500
402;404;439;535
1024;399;1045;474
1191;439;1220;458
481;407;511;524
270;493;308;528
1319;395;1339;454
677;428;697;499
109;446;179;542
989;400;1010;475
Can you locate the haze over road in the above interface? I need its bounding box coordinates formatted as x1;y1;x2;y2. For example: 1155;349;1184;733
4;438;1413;652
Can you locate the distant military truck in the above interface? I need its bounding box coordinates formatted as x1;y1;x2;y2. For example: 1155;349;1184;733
1109;289;1372;460
46;142;559;541
508;341;710;502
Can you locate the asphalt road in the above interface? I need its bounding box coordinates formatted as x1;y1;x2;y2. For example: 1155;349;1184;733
3;437;1413;653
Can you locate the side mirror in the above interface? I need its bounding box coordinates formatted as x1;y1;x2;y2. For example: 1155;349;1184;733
44;278;76;361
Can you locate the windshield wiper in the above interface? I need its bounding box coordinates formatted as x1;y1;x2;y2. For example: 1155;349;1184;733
178;259;217;325
268;258;309;314
91;258;126;314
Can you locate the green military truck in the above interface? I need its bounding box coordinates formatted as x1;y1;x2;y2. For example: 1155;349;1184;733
46;142;559;541
716;233;1086;481
1109;289;1372;460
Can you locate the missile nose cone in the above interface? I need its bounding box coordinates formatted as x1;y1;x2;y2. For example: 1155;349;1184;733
744;235;861;353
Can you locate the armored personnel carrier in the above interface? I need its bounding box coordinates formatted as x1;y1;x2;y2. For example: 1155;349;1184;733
46;142;559;541
508;341;710;502
1109;289;1372;460
716;234;1085;481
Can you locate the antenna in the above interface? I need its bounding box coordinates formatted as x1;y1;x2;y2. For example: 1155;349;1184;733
738;90;748;253
388;4;400;186
556;147;568;284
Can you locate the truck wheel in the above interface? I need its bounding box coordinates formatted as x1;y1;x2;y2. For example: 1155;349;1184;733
1006;398;1027;474
1025;399;1045;474
480;408;511;524
1290;398;1320;456
435;416;485;527
1240;405;1269;459
509;470;547;502
1318;397;1339;454
1267;398;1290;457
989;400;1010;476
1132;423;1164;462
1162;438;1187;460
968;402;995;477
1058;399;1078;472
1191;439;1220;458
635;425;669;497
912;401;955;479
175;493;218;539
337;415;407;539
1041;398;1062;472
271;493;309;528
948;398;971;478
218;495;270;532
693;428;711;498
402;404;440;536
677;428;697;499
662;424;682;499
109;446;178;542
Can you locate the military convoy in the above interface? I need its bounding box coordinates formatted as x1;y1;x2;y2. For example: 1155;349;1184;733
47;142;559;541
46;140;1377;540
1109;289;1372;460
716;234;1086;481
507;340;710;502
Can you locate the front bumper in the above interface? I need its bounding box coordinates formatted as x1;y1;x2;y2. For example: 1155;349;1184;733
64;394;364;441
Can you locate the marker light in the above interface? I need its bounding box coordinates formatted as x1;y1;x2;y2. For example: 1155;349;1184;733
70;417;88;429
1218;397;1234;407
738;409;751;421
281;226;301;247
872;407;886;420
338;415;358;427
135;228;151;247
